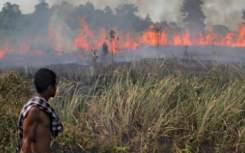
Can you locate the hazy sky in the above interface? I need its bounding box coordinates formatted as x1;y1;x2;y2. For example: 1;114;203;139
1;0;245;30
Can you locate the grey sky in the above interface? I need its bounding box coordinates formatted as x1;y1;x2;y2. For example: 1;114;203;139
1;0;245;30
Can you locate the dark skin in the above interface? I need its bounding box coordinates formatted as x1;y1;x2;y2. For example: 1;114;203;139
22;81;57;153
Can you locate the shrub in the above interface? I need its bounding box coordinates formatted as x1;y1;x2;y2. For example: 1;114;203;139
0;70;31;152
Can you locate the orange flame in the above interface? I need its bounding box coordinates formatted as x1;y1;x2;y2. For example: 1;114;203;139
74;15;94;53
49;24;63;53
65;16;245;57
78;54;84;58
55;52;62;56
0;41;14;58
20;42;43;54
1;15;245;60
0;50;5;58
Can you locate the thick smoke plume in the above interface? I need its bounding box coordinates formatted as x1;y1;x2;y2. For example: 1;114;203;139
49;3;75;54
203;0;245;30
1;0;245;30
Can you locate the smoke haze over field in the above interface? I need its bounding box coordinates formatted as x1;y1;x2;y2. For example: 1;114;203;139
1;0;245;30
2;0;245;69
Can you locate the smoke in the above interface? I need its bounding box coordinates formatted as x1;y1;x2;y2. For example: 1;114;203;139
1;0;245;30
203;0;245;30
55;0;183;23
1;0;245;69
49;3;75;53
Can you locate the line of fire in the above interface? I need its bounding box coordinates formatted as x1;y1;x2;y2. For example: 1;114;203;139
1;18;245;58
1;1;245;64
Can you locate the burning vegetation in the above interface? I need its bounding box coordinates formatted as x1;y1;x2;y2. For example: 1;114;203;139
1;15;245;60
0;0;245;66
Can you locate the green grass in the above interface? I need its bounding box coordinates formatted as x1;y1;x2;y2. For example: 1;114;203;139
2;59;245;152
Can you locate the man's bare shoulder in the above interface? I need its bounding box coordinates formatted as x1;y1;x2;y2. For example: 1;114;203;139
28;106;42;116
24;107;42;125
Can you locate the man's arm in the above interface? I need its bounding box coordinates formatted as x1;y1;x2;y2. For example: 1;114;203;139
22;107;40;153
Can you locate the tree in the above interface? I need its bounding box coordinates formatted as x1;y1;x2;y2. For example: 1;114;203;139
0;2;21;31
104;6;113;16
31;0;51;34
115;4;138;16
160;21;168;32
51;1;77;29
85;2;95;12
181;0;206;32
35;0;49;12
213;25;230;36
101;6;116;30
168;21;182;34
141;13;153;30
115;4;140;31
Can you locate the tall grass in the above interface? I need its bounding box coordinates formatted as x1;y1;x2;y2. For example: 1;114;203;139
48;60;245;153
1;59;245;152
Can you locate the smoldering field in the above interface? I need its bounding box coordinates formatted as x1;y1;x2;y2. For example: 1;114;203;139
1;45;245;69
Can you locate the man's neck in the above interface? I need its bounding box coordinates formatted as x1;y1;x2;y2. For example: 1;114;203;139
35;93;50;102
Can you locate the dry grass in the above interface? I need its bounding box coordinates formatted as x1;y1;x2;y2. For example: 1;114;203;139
2;59;245;152
48;59;245;153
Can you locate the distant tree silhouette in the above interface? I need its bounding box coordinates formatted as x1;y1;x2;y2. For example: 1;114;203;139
145;13;152;23
213;25;230;36
105;6;113;16
31;1;51;35
101;6;116;30
0;0;239;48
35;0;49;12
168;21;182;35
115;4;138;16
115;4;141;31
85;2;95;10
141;13;153;30
160;21;168;32
181;0;206;32
0;2;21;31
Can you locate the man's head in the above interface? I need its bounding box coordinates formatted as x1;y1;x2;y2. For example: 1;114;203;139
34;68;57;97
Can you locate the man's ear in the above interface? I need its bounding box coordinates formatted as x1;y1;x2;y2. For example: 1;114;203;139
48;85;53;91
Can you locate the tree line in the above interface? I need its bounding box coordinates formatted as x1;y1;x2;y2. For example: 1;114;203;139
0;0;244;43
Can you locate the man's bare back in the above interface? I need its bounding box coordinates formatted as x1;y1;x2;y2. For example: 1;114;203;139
23;107;52;153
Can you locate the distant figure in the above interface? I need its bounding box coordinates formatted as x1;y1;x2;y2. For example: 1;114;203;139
102;42;108;56
17;68;63;153
92;49;98;63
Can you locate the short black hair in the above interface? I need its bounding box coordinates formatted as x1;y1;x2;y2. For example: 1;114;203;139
34;68;56;93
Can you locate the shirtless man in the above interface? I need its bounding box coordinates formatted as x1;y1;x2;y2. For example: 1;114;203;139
17;68;63;153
